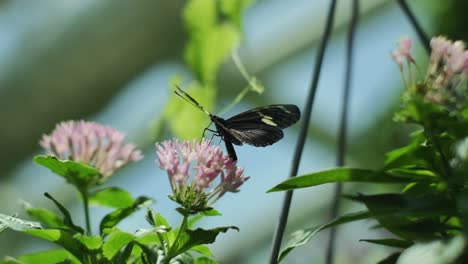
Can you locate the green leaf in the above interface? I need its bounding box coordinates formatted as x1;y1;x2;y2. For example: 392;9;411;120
25;207;65;228
268;168;422;192
183;0;240;84
347;193;456;218
185;25;239;84
155;212;174;245
73;233;102;251
397;236;465;264
24;229;83;262
164;84;215;139
44;193;84;234
100;196;153;234
102;228;136;260
349;193;457;240
220;0;254;29
0;256;25;264
34;155;101;188
195;256;219;264
112;242;135;264
168;226;238;259
376;253;401;264
201;209;222;216
359;238;413;248
134;241;160;263
12;249;80;264
385;168;439;180
191;245;214;257
278;211;371;262
0;213;41;231
89;187;135;209
384;130;432;169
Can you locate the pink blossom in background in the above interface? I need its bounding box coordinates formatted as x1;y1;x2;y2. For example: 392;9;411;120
40;120;143;179
393;35;468;105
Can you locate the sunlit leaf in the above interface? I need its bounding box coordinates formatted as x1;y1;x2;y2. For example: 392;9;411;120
89;187;135;209
25;207;65;229
102;228;135;260
73;233;102;251
191;245;214;257
6;249;80;264
155;212;174;245
24;229;83;262
34;155;100;188
268;168;424;192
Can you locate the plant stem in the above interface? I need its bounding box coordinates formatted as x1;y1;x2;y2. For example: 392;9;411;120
166;215;188;263
326;1;359;264
80;188;92;235
268;0;338;263
396;0;430;53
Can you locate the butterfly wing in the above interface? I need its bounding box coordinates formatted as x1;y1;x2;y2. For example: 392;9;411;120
227;123;284;147
226;104;300;128
220;104;300;147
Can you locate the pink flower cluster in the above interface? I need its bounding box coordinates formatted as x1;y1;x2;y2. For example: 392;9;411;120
156;139;249;206
427;36;468;87
40;120;143;179
392;36;468;104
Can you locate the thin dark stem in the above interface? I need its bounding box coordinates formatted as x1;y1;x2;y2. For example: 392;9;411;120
268;0;338;263
80;189;92;235
325;0;359;263
396;0;430;53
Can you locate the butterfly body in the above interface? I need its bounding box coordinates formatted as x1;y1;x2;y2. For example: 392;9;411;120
175;87;301;161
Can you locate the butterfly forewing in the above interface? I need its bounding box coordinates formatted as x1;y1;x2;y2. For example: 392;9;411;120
226;104;300;128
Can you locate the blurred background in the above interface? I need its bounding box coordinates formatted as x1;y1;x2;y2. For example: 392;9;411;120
0;0;467;263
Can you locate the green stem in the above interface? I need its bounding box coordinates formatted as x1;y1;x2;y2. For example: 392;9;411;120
165;215;189;263
428;126;451;180
218;51;263;115
80;188;92;235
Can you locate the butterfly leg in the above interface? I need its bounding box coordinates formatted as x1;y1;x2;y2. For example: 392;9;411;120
201;121;215;139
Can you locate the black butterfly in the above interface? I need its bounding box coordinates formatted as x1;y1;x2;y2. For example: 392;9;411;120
174;87;301;161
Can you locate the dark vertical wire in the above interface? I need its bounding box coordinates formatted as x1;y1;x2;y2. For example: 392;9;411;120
396;0;431;53
325;0;359;264
268;0;338;263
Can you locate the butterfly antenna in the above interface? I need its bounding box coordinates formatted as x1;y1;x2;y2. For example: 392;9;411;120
174;85;211;115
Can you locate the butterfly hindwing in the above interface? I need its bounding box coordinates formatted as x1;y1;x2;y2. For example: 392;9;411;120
227;124;284;147
226;104;300;129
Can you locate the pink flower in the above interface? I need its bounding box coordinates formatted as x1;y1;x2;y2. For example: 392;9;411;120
156;139;249;211
429;36;451;72
40;120;142;179
391;36;414;69
446;40;466;75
